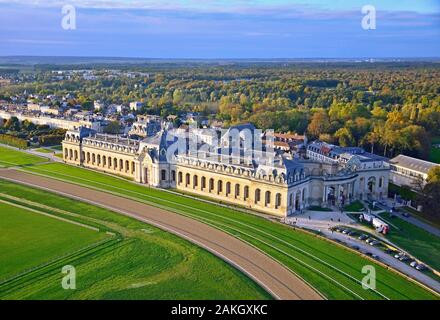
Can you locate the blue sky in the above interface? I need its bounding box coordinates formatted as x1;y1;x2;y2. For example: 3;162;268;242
0;0;439;58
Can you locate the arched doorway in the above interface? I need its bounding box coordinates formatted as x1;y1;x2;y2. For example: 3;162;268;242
368;177;376;194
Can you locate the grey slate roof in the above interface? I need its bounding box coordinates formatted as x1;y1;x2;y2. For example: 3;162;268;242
389;155;438;174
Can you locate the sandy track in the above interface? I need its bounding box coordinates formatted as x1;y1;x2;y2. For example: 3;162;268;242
0;169;322;300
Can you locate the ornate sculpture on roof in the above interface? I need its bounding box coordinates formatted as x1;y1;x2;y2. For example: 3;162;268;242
345;155;362;172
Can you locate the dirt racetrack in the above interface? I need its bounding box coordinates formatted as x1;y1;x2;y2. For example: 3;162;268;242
0;169;322;300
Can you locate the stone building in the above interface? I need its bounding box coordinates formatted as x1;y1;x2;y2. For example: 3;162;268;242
389;154;438;189
62;126;390;217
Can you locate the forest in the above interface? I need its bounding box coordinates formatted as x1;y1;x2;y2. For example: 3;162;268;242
1;61;439;160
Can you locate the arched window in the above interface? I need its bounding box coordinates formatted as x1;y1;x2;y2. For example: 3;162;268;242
265;191;271;206
172;170;176;182
131;161;135;174
74;150;78;161
92;153;96;164
255;189;261;204
114;158;118;169
244;186;249;200
275;193;282;209
86;152;90;163
201;177;206;190
235;184;240;198
97;154;101;165
193;175;198;188
103;156;107;167
178;172;183;184
209;178;214;192
162;170;167;181
69;149;73;160
125;160;129;172
290;193;293;207
185;173;190;186
217;180;223;194
119;159;123;171
226;182;231;196
64;148;68;159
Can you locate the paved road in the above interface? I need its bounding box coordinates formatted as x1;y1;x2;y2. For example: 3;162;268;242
374;201;440;238
0;169;322;300
288;217;440;293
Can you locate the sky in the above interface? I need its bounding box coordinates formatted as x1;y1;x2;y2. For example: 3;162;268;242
0;0;439;59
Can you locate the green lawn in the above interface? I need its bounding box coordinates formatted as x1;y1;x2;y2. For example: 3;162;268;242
378;212;440;271
0;146;46;167
20;162;439;300
344;201;365;212
0;180;270;300
0;201;107;280
429;147;440;164
33;148;54;154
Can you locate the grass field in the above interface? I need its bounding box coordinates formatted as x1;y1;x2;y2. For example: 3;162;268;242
19;162;439;300
378;212;440;270
0;180;270;300
0;146;46;167
33;148;54;154
0;201;107;280
344;201;365;212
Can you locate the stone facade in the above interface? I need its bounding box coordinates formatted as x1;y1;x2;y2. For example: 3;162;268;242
62;128;390;218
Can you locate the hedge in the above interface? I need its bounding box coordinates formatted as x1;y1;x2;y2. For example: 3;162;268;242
0;134;28;149
38;134;65;146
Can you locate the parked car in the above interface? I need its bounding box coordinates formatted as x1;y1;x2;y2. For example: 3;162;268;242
394;252;404;259
399;255;410;262
416;264;427;271
342;229;350;234
348;231;357;236
366;238;376;244
335;228;342;233
351;245;360;251
369;240;380;246
372;254;380;260
358;234;368;241
402;212;410;218
410;261;418;268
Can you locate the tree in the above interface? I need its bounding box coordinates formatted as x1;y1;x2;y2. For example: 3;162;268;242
103;121;121;134
335;128;355;147
362;124;382;153
4;117;20;131
307;110;330;138
417;182;440;219
427;166;440;183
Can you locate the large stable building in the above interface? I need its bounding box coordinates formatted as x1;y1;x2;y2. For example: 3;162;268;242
62;124;390;217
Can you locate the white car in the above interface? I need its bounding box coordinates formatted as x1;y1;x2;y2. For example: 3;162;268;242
410;261;418;268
